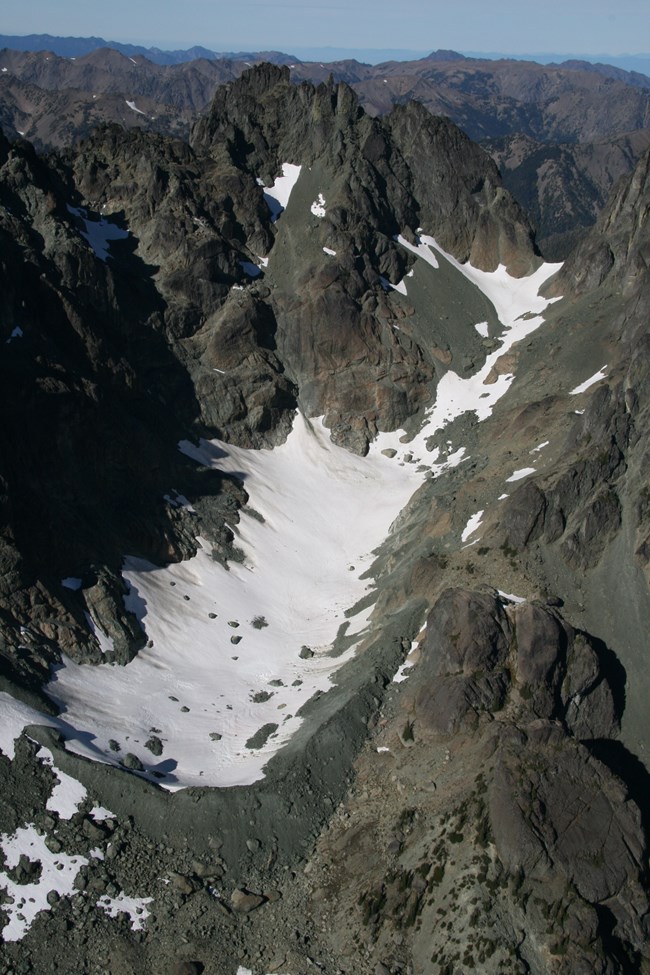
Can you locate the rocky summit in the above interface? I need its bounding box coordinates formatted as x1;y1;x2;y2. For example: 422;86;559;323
0;62;649;975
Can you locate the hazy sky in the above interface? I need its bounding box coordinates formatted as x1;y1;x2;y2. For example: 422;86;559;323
2;0;648;55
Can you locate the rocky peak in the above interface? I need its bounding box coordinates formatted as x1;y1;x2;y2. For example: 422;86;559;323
550;145;650;297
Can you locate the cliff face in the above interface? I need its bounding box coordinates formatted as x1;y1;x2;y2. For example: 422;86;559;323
0;64;649;975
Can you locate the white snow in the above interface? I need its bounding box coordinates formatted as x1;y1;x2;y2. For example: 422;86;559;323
1;68;7;73
0;692;56;760
376;746;391;753
380;275;408;296
125;99;146;115
96;893;152;931
530;440;549;453
498;590;526;604
61;577;82;590
569;366;608;395
66;205;129;262
370;238;561;465
262;163;302;222
128;57;137;65
0;824;88;941
37;236;561;792
397;234;439;270
89;805;115;822
310;193;326;218
46;414;434;789
393;630;425;684
474;321;489;338
461;509;484;543
84;611;115;655
37;747;88;819
323;247;336;256
505;467;536;482
498;493;509;500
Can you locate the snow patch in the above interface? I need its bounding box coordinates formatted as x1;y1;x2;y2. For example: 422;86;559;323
570;366;608;395
262;163;302;222
90;805;115;822
84;612;115;656
0;825;88;941
530;441;550;453
125;99;146;115
323;247;336;256
474;321;489;338
498;590;526;604
380;275;408;296
310;193;326;217
66;205;129;262
37;747;88;819
96;893;153;931
461;510;484;543
506;468;536;482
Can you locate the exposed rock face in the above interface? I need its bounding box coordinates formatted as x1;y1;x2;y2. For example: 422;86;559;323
1;59;650;975
4;45;650;262
485;129;650;259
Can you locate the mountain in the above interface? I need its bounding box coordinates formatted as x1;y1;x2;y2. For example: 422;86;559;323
2;45;650;259
0;33;298;66
0;63;649;974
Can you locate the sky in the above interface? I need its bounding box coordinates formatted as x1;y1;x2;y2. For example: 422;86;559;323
2;0;649;57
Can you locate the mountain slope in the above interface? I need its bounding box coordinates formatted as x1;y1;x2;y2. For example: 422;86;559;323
0;65;649;975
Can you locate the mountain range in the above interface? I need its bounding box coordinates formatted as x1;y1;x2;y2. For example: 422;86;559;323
0;44;649;975
2;42;650;258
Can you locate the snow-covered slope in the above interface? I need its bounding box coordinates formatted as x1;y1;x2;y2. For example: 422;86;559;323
37;240;561;789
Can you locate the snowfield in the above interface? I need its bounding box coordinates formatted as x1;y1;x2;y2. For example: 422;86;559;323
2;235;562;791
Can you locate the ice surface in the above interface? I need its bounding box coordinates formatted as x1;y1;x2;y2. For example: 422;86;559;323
0;824;88;941
570;366;608;395
262;163;302;222
66;205;129;262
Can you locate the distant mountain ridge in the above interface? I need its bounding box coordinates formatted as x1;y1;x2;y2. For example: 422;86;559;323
2;40;650;258
0;33;298;66
3;34;650;77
